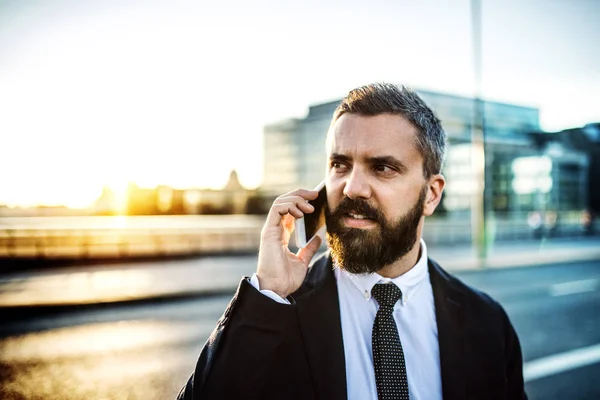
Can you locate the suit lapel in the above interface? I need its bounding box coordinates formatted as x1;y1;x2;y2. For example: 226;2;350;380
429;259;467;400
292;255;467;400
294;254;347;400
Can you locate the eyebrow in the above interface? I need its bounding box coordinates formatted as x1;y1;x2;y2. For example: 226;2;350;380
330;153;352;163
330;153;408;172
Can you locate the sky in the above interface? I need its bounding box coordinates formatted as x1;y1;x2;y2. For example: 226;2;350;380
0;0;598;208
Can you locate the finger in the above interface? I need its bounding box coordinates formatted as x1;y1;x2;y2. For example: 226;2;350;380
264;202;304;229
276;196;315;214
297;234;323;266
277;189;319;202
273;202;304;218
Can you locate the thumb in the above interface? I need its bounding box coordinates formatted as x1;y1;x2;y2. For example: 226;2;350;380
297;234;323;266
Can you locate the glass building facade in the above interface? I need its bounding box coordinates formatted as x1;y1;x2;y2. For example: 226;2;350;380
261;87;589;240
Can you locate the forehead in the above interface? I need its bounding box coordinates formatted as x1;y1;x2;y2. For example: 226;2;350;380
328;113;421;160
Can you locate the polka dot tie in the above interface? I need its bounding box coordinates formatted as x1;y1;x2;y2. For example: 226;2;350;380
371;283;409;400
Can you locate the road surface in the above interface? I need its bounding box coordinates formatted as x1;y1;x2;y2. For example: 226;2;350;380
1;259;599;399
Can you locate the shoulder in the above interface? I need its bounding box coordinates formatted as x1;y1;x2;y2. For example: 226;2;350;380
428;258;507;318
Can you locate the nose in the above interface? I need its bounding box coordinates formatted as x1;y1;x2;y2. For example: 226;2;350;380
343;169;372;200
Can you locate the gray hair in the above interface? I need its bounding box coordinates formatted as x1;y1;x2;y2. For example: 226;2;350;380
329;82;446;178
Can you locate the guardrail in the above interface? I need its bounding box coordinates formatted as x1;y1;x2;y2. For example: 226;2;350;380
0;214;596;260
0;216;264;260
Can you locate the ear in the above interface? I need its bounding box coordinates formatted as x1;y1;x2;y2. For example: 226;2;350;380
423;174;445;217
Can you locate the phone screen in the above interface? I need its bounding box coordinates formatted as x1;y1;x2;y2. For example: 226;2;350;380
303;184;327;242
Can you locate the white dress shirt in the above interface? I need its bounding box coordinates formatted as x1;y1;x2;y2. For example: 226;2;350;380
250;239;442;400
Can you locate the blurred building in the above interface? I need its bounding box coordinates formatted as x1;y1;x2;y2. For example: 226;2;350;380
262;88;594;239
124;170;255;215
529;122;600;220
93;186;121;215
263;89;541;196
183;170;255;215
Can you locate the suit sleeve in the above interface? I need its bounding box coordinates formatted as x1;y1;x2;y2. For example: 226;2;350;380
502;309;528;400
177;277;297;399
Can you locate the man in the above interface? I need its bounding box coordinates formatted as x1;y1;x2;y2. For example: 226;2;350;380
178;83;527;399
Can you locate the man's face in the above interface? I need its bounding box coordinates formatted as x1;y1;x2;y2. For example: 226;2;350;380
325;113;433;274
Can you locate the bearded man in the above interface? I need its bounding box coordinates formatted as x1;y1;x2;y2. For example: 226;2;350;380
178;83;527;400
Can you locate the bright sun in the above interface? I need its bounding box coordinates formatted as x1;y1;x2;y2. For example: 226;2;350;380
0;7;263;208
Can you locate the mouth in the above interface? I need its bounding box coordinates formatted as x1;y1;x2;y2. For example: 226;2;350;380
348;213;371;219
347;212;373;220
342;212;377;228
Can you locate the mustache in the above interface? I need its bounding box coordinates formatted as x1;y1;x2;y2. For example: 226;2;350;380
329;197;384;222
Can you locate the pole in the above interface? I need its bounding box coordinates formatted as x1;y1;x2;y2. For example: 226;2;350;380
471;0;489;266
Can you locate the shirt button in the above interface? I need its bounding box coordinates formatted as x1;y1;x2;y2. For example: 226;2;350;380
364;290;370;300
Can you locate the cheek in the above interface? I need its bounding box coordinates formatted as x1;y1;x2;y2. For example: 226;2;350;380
375;187;416;218
326;189;341;212
325;178;344;210
381;203;404;222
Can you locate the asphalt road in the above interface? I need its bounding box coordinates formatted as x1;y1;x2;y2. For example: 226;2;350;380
1;259;599;399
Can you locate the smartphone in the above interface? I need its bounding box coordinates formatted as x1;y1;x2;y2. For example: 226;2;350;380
295;180;327;248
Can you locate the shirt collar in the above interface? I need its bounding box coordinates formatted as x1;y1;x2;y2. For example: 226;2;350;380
338;238;429;305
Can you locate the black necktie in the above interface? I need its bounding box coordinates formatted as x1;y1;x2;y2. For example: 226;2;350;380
371;283;409;400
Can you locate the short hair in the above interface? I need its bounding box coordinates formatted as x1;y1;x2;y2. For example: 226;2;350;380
328;82;446;178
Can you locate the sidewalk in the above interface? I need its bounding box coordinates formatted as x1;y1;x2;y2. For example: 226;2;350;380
1;237;599;308
429;237;600;270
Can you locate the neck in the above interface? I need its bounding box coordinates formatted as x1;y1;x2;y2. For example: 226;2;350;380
377;238;422;279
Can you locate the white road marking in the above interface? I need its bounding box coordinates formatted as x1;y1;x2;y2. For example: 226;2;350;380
549;278;598;297
524;343;600;382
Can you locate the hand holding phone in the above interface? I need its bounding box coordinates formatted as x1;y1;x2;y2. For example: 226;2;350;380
256;183;325;298
295;180;327;248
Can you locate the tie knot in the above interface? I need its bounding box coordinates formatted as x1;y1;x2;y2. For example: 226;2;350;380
371;283;402;308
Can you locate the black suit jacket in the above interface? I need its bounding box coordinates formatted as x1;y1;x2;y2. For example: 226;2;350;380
178;252;527;399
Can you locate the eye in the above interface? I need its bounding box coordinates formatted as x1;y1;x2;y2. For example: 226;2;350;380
331;161;349;172
374;164;397;175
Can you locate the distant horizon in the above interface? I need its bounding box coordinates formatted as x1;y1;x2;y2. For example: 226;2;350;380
0;170;260;209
